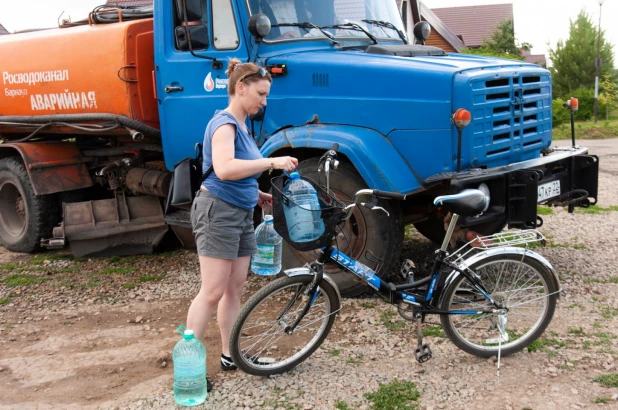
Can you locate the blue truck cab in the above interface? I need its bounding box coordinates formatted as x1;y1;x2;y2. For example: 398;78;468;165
154;0;598;296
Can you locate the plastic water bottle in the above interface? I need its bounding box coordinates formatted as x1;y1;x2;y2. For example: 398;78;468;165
173;326;207;407
251;215;282;275
282;172;325;242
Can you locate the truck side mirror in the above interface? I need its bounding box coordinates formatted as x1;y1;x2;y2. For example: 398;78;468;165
248;14;272;39
413;21;431;45
175;24;209;51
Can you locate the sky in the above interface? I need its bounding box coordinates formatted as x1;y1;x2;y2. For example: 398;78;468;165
0;0;616;64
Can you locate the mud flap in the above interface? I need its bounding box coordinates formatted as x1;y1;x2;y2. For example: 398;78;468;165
46;194;168;257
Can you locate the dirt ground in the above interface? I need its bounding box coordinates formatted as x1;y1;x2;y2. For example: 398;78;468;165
0;139;617;409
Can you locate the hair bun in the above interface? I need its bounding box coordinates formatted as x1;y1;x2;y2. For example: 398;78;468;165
226;59;242;77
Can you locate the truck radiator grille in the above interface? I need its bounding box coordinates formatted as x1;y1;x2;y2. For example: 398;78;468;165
469;73;551;166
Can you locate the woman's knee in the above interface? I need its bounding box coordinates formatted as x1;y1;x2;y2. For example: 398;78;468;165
197;287;226;307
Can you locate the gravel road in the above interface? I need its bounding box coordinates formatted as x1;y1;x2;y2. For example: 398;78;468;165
1;139;617;410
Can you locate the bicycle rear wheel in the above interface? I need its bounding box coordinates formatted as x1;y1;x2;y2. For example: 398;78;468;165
440;253;558;358
229;275;340;376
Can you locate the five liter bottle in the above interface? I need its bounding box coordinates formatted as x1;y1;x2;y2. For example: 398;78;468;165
251;215;283;276
282;172;325;242
173;326;207;406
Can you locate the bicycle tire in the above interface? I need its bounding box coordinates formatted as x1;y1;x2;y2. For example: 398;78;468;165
440;253;558;358
229;275;340;376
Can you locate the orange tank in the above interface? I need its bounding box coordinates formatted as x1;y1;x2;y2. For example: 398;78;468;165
0;19;158;129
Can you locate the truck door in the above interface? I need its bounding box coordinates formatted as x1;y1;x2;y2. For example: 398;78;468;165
154;0;250;170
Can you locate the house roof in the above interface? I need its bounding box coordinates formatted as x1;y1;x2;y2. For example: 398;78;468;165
0;23;9;35
432;3;513;48
105;0;153;6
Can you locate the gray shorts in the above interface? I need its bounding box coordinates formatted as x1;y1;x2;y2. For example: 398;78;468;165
191;189;257;259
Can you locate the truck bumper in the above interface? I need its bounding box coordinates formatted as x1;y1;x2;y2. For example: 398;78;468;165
425;145;599;229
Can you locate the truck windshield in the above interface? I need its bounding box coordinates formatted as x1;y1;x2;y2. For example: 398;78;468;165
246;0;406;43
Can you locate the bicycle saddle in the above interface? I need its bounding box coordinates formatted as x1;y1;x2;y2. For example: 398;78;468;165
433;189;488;216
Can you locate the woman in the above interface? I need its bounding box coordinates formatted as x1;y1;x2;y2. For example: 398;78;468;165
188;59;298;391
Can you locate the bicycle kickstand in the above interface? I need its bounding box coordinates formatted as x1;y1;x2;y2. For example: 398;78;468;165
414;312;432;363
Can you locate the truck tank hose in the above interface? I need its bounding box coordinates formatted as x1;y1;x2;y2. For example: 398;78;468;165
0;114;161;140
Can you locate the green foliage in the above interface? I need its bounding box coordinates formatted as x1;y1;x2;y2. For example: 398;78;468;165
0;297;12;305
549;10;615;98
595;373;618;388
552;99;571;126
364;380;421;410
461;19;530;61
599;75;618;119
462;47;523;61
0;274;50;287
380;310;406;331
568;87;595;121
335;402;352;410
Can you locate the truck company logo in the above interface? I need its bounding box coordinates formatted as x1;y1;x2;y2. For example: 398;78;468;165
204;73;228;92
204;73;215;92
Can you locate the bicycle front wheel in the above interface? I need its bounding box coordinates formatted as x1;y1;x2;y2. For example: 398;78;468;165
229;275;340;376
440;253;558;358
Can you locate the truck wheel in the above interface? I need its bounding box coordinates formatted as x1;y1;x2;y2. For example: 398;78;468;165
281;158;404;298
413;213;507;245
0;157;59;253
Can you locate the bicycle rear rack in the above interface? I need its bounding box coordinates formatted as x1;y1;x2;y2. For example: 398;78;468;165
447;229;545;263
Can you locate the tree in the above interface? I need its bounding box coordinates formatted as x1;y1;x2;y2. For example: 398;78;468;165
462;19;527;61
599;75;618;119
549;10;615;98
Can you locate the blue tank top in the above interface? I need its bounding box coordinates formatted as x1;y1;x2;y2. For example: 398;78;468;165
201;110;263;211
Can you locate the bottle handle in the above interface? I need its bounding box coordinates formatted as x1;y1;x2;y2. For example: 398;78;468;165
176;324;187;336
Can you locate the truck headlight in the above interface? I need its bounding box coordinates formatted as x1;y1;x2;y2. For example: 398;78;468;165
478;183;490;212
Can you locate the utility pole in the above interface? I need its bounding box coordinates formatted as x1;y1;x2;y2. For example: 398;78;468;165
594;0;605;123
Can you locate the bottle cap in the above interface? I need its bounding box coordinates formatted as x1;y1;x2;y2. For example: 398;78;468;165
289;171;300;180
183;329;195;339
264;215;274;221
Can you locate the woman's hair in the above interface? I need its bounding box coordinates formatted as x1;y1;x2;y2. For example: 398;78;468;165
226;59;272;96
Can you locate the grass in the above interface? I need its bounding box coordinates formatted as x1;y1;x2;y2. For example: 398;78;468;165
379;310;407;332
594;397;610;404
346;355;364;364
553;118;618;140
123;283;137;290
600;305;618;320
595;374;618;388
0;274;50;287
328;349;341;357
99;267;137;275
0;262;17;270
422;325;446;338
138;275;164;283
0;297;12;305
360;301;377;308
335;402;352;410
573;205;618;215
364;380;421;410
537;206;554;215
527;337;566;353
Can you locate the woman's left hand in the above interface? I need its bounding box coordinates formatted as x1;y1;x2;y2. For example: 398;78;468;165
258;190;273;209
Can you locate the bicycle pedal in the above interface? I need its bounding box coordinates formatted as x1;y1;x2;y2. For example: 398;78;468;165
414;344;432;363
400;259;415;279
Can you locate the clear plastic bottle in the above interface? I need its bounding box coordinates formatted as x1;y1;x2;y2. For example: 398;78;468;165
173;327;207;407
282;172;325;242
251;215;282;276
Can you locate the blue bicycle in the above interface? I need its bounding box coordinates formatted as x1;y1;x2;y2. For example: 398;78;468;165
230;148;561;376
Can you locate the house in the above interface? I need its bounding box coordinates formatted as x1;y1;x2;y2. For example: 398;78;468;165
0;23;9;35
398;0;465;52
521;48;547;67
431;3;513;49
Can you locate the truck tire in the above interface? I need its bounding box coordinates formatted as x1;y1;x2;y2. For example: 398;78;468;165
281;158;403;297
413;213;507;245
0;157;59;253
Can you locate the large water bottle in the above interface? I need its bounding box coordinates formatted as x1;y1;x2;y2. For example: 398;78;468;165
251;215;283;276
173;326;207;407
282;172;325;242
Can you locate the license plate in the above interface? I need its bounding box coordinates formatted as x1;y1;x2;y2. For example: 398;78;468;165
538;180;561;202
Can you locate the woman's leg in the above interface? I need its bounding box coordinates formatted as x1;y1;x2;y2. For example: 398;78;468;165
186;255;234;344
217;255;251;356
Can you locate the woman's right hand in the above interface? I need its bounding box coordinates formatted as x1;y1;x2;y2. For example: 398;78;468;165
272;156;299;172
